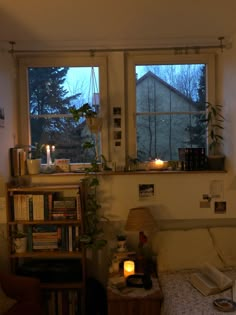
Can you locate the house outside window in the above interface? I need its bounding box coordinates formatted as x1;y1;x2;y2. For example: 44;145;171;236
127;53;216;162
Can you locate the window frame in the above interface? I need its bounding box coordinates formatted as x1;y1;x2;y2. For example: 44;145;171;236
126;52;216;160
17;53;109;164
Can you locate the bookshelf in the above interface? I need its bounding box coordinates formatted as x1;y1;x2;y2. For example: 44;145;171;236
7;183;86;315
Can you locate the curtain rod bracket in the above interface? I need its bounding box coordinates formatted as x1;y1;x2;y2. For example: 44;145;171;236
218;36;225;52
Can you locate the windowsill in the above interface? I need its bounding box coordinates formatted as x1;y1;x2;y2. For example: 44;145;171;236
33;169;227;176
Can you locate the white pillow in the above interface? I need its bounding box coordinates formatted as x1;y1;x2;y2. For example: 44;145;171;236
152;228;224;272
0;284;17;315
209;227;236;267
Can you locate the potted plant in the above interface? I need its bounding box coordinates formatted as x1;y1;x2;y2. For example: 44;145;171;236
69;103;102;133
203;102;225;170
12;231;27;253
26;143;44;175
116;234;127;252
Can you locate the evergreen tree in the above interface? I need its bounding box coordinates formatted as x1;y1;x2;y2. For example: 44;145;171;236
29;67;69;145
29;67;96;163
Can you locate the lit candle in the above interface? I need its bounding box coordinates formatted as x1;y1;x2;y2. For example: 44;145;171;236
124;260;135;278
51;145;55;163
46;145;51;166
153;158;164;170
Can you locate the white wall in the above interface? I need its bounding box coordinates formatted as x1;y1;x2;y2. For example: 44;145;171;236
0;50;17;180
0;51;17;225
0;50;17;271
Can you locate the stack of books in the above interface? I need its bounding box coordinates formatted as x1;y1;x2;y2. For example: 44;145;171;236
51;198;77;220
178;148;207;171
31;225;59;251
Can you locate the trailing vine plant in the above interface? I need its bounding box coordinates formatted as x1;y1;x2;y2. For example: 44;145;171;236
70;104;107;249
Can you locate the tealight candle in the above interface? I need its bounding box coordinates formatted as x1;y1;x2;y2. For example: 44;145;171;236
123;260;135;278
150;158;164;170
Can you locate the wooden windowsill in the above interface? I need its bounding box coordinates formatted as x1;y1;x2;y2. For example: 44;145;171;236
29;169;227;176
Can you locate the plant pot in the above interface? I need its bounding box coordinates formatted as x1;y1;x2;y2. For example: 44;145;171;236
14;237;27;253
117;240;127;252
207;155;225;171
27;159;41;174
86;117;103;133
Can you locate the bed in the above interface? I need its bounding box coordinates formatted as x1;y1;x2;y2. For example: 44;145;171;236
152;220;236;315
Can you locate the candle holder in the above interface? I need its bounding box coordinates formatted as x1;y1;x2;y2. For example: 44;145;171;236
149;159;168;170
123;260;135;278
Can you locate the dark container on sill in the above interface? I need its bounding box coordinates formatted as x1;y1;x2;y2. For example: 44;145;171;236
178;148;207;171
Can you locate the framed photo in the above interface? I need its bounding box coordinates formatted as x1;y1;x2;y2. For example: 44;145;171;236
139;184;154;199
114;131;122;140
215;201;227;213
113;107;121;115
114;118;121;128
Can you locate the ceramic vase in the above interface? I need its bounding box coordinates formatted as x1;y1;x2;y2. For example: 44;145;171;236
27;159;41;174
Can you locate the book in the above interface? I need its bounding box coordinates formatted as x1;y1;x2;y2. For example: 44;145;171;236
32;194;45;220
190;262;233;296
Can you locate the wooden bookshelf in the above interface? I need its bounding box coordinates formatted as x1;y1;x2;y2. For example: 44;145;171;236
7;182;86;315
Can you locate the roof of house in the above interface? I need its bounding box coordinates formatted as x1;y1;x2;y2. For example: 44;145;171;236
137;71;196;107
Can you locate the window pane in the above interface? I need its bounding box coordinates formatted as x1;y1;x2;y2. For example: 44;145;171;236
136;64;206;161
137;114;206;161
28;66;100;163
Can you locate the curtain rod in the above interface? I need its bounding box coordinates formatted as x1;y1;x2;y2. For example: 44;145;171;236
8;38;227;55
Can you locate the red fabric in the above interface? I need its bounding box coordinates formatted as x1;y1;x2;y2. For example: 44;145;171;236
0;272;43;315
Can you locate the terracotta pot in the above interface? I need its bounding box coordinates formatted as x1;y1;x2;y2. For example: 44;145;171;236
86;117;102;133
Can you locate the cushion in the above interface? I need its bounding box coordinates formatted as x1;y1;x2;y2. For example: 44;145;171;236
209;227;236;267
0;285;17;315
152;228;224;272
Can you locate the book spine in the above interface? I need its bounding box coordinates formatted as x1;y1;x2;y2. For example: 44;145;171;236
44;194;49;220
28;195;33;221
68;225;73;252
27;225;33;251
76;190;82;220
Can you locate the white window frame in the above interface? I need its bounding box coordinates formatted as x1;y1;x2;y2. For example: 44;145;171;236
17;53;109;164
126;52;216;159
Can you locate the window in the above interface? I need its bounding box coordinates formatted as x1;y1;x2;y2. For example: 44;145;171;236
127;53;216;162
18;55;108;164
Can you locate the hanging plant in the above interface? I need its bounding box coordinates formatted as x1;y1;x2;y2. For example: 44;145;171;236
69;103;97;120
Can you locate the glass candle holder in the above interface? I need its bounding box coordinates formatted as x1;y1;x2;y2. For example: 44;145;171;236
123;260;135;278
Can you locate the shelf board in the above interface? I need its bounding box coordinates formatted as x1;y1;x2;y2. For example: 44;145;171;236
8;219;81;225
40;282;84;289
10;251;83;258
8;184;80;192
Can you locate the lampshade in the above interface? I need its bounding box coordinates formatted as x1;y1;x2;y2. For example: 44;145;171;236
125;207;156;232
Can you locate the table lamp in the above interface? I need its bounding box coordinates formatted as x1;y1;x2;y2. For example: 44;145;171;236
125;207;156;272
